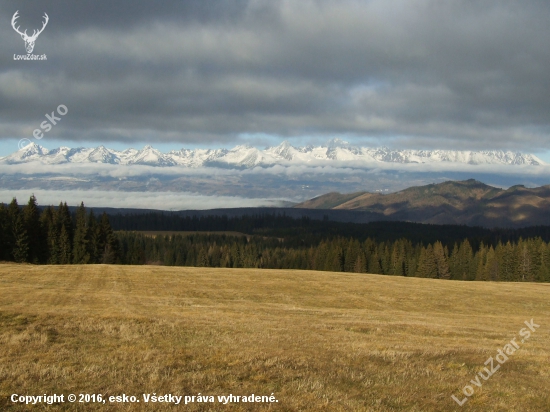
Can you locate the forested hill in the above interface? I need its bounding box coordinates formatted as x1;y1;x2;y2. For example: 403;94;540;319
106;210;550;250
295;179;550;228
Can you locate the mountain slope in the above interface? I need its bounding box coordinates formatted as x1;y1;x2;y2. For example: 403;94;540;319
299;192;368;209
295;179;550;227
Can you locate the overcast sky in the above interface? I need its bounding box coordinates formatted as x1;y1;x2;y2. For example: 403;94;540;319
1;0;550;157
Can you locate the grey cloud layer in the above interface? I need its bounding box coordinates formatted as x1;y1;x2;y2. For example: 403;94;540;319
0;189;288;211
1;0;549;150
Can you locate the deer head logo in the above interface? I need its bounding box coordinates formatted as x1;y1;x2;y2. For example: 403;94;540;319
11;11;49;54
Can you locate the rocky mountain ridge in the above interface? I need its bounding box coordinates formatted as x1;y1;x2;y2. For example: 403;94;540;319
1;140;544;168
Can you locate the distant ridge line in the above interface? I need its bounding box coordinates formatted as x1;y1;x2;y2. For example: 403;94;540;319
1;139;544;168
295;179;550;228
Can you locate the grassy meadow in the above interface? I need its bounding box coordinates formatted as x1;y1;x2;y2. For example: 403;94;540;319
0;264;549;411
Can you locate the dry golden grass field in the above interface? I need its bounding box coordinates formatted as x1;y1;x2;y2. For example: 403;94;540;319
0;264;549;411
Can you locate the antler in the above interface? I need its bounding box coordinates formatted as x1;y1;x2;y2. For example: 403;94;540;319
28;13;49;40
11;10;27;37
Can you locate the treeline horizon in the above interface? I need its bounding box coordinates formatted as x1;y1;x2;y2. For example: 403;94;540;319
1;197;550;283
117;232;550;282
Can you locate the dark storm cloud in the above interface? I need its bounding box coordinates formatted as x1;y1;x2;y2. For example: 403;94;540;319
0;0;549;150
3;0;249;30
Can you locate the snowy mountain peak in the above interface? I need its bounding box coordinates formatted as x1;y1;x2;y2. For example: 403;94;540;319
0;141;545;168
23;142;47;154
268;140;299;161
3;142;49;163
88;146;119;164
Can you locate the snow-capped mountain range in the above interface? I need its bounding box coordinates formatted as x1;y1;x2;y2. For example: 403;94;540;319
0;139;545;168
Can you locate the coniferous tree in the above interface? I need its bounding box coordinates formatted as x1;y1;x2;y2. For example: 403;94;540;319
72;202;90;264
406;244;421;278
380;243;391;274
344;239;361;272
86;210;99;263
56;202;73;241
464;241;476;281
209;243;222;267
230;242;241;268
40;207;59;264
517;240;534;281
163;248;175;266
433;241;450;279
123;233;146;265
325;243;344;272
196;247;208;267
535;242;550;282
96;213;120;264
530;238;542;274
58;225;72;264
499;241;516;281
537;242;550;282
23;195;45;263
93;214;108;263
483;246;500;281
8;198;30;263
312;242;328;271
448;243;460;279
389;240;405;276
416;245;437;278
456;240;474;280
475;243;488;281
12;214;29;263
0;203;9;261
6;198;21;260
353;251;368;273
367;249;382;274
494;242;505;280
53;202;73;264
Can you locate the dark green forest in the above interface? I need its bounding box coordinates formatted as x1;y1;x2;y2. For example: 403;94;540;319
1;196;550;282
0;196;119;264
117;232;550;282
